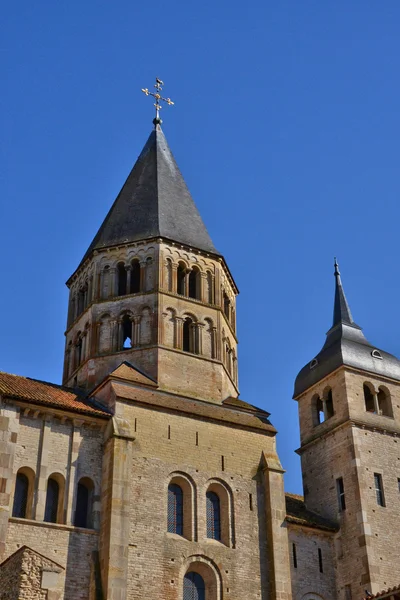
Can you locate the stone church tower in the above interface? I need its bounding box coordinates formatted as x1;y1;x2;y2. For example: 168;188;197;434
1;106;399;600
294;261;400;599
63;124;238;404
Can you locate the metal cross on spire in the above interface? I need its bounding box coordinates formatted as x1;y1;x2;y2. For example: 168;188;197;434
141;78;174;126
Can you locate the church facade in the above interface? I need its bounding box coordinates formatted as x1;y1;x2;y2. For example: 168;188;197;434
0;118;399;600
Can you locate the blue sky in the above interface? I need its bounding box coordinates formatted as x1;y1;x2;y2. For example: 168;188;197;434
2;2;400;493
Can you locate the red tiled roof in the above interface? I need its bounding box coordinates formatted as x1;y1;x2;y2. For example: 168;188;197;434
285;493;339;532
0;372;110;418
363;585;400;600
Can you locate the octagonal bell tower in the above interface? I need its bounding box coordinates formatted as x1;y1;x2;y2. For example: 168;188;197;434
62;123;238;403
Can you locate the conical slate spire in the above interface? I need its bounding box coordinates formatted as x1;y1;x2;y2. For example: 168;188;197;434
332;258;354;326
80;125;218;265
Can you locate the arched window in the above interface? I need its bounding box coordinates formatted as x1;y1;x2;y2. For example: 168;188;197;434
168;483;183;535
189;267;200;300
324;389;334;419
364;383;376;413
12;469;34;519
75;336;83;366
206;491;221;541
74;477;94;528
44;477;60;523
183;317;193;353
223;291;230;319
177;263;186;296
206;271;213;304
121;314;132;349
117;262;127;296
377;387;393;417
130;260;141;293
183;572;205;600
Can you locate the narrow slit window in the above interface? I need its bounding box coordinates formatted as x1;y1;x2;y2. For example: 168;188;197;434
336;477;346;511
318;547;323;573
374;473;385;507
249;493;253;511
292;543;297;569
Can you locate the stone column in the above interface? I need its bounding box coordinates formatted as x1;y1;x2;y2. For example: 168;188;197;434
126;266;132;294
184;270;190;297
117;320;123;351
85;326;91;360
373;393;379;414
212;327;218;359
99;417;135;600
88;276;93;304
132;316;141;347
196;323;205;355
261;452;292;600
110;268;117;298
139;261;146;292
171;264;178;294
200;273;207;303
66;421;82;525
110;320;117;352
34;417;52;521
175;317;184;349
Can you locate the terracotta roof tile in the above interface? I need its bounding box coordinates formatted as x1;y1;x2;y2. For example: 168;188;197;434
363;585;400;600
0;372;110;418
285;493;339;532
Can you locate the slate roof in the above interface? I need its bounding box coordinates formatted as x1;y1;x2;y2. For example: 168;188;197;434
294;261;400;397
0;372;110;418
285;493;338;532
80;125;218;267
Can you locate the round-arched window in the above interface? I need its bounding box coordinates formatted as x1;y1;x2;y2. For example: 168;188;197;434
183;572;205;600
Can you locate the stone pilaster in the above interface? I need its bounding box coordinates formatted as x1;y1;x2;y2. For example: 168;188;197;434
34;416;52;521
261;451;292;600
99;416;135;600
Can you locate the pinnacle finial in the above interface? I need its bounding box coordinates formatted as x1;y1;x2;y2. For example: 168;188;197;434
334;257;340;276
141;78;174;126
332;258;354;326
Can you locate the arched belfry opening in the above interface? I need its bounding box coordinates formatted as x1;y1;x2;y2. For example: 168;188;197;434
121;315;132;349
130;260;141;293
189;267;200;300
117;262;127;296
183;317;193;352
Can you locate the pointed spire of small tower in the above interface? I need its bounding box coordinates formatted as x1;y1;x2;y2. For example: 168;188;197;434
333;258;354;326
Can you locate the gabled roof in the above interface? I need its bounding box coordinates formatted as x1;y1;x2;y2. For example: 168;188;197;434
0;545;64;571
285;493;338;532
0;371;110;418
80;125;218;267
294;261;400;397
109;361;157;387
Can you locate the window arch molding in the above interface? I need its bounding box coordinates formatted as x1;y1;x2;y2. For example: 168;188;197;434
166;472;197;541
12;466;35;520
377;385;393;417
204;478;235;547
180;555;222;600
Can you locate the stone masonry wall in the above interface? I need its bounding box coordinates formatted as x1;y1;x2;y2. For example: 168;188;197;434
112;397;285;600
288;526;336;600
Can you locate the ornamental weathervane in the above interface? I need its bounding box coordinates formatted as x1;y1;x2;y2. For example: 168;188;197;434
141;78;174;126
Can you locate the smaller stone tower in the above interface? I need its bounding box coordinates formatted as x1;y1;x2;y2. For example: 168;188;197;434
62;124;238;403
294;261;400;599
